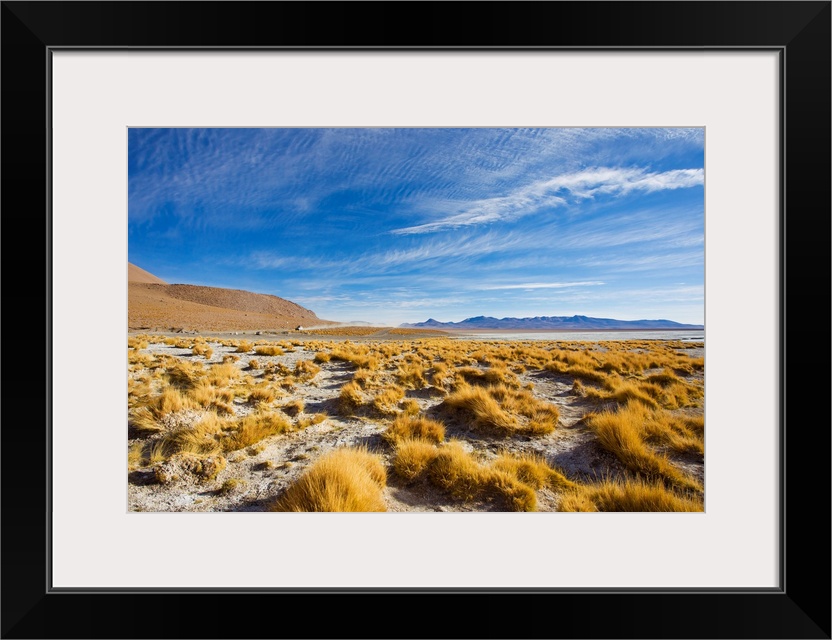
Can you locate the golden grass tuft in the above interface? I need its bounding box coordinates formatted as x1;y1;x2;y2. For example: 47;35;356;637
383;415;446;444
338;381;365;414
392;438;439;480
559;477;703;512
220;412;293;452
372;386;406;415
281;398;305;417
455;366;519;389
400;398;421;416
442;384;518;433
191;343;213;359
395;363;427;389
427;442;537;511
248;385;277;405
166;360;204;389
441;383;558;436
491;452;576;491
254;345;285;356
235;340;254;353
206;362;242;387
585;404;701;492
294;359;321;380
270;447;387;512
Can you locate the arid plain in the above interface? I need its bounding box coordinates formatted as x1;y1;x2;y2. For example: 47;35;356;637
128;265;704;513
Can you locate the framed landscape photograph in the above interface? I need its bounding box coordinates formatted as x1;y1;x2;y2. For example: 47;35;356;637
125;125;706;517
3;2;829;638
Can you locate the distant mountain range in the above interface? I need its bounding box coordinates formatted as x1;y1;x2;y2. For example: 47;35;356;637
400;315;704;331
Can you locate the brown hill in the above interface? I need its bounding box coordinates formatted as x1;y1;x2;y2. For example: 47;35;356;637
128;263;332;332
128;262;168;284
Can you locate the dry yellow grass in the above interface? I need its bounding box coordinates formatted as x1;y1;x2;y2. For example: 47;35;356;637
235;340;254;353
205;362;242;387
165;360;204;389
442;383;559;436
392;440;564;511
393;438;440;480
395;363;427;389
270;447;387;512
559;477;703;512
383;415;446;444
372;386;406;415
427;442;537;511
220;412;293;452
585;404;701;492
248;385;277;405
281;398;305;417
338;381;365;414
254;345;284;356
491;452;576;491
294;359;321;380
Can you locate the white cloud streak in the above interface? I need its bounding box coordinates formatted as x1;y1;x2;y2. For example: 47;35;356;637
477;281;605;290
392;167;703;235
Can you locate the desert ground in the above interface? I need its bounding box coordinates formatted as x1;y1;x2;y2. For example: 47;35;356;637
127;329;704;512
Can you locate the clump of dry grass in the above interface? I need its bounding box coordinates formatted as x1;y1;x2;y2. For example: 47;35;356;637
585;404;701;492
269;447;387;512
313;351;332;363
383;415;445;444
491;452;576;491
166;360;204;389
254;345;284;356
248;385;277;405
338;381;365;415
128;337;149;350
400;398;421;415
128;351;157;368
441;383;559;436
329;345;379;370
218;478;243;495
392;440;566;511
220;412;293;452
455;366;519;389
148;413;226;462
281;398;305;417
128;441;145;469
395;363;427;389
441;384;517;432
191;343;213;359
430;362;453;389
559;477;703;512
206;362;242;387
235;341;254;353
294;360;321;381
393;438;440;480
372;386;406;415
130;388;199;435
427;442;537;511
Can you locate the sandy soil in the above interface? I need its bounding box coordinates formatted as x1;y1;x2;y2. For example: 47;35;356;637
128;335;704;513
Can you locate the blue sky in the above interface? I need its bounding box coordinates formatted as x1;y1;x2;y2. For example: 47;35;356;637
129;128;704;326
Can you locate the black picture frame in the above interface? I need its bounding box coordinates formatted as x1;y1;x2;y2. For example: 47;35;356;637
2;2;829;638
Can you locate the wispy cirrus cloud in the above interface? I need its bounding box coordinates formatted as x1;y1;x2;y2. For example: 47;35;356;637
391;167;703;235
477;281;605;290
